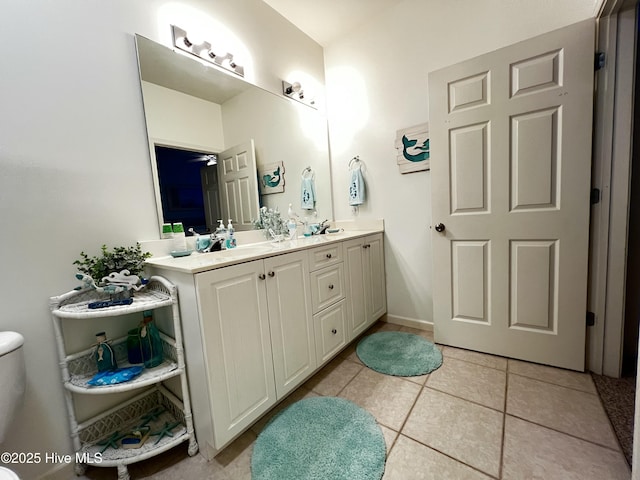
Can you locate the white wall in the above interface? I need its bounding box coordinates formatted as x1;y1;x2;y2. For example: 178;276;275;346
142;81;225;151
323;0;598;327
222;87;333;224
0;1;323;478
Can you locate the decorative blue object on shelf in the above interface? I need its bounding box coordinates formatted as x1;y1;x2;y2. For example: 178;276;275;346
87;366;144;386
88;298;134;309
94;332;117;372
140;311;163;368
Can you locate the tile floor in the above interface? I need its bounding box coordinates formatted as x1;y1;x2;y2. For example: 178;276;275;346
81;321;631;480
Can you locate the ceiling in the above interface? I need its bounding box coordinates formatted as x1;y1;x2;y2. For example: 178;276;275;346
262;0;405;46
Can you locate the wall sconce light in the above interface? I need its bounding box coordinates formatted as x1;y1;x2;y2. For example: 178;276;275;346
171;25;244;77
282;80;316;109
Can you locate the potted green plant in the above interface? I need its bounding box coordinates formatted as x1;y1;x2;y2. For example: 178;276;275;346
73;243;152;291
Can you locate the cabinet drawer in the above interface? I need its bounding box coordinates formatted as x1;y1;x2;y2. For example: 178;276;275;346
308;243;343;271
310;264;345;314
314;300;347;364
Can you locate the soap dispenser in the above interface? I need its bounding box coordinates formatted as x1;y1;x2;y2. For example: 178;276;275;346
226;219;237;249
215;220;227;250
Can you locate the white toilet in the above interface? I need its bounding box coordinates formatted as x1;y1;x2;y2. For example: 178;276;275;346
0;331;25;480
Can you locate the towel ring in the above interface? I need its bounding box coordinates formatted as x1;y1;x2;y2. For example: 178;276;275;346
302;166;314;179
348;156;360;169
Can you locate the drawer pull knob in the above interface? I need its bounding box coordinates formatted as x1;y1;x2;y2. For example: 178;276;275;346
363;244;371;249
268;271;275;277
258;273;266;280
328;284;334;290
331;329;337;334
326;253;332;259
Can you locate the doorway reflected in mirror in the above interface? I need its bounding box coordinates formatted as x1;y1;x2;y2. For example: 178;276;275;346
154;145;220;234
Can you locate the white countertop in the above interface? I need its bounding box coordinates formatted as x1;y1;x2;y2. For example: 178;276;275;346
145;228;383;274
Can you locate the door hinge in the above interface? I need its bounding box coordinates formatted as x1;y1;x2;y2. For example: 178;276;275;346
586;311;595;327
590;187;601;205
595;52;605;71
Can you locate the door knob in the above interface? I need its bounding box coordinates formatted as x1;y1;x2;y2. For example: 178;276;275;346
258;273;266;280
331;329;337;334
268;271;275;277
434;223;445;233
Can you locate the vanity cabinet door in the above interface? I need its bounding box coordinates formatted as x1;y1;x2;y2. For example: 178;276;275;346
344;234;387;339
264;251;316;398
195;260;276;449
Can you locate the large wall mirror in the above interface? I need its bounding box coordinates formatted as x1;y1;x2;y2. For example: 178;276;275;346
135;34;334;234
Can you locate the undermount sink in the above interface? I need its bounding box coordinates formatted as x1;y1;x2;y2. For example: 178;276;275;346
205;244;275;258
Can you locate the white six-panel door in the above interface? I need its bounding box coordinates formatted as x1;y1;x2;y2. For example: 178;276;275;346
429;19;595;371
218;140;260;231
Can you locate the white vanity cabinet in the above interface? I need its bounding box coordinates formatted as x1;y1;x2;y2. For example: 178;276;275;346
308;243;348;364
194;250;315;449
344;233;387;339
145;228;386;458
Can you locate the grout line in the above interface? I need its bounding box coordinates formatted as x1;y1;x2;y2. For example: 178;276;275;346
423;384;506;414
505;412;624;454
441;350;509;373
498;369;509;479
508;371;598;396
400;431;500;480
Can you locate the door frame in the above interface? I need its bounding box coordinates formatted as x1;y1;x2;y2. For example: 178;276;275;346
589;0;638;377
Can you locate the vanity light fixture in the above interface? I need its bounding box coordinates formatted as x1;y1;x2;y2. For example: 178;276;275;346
171;25;244;77
282;80;316;109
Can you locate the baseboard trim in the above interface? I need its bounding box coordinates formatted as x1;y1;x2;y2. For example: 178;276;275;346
383;314;433;332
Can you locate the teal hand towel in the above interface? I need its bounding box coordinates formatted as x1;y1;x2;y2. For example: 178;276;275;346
301;176;316;210
349;166;365;206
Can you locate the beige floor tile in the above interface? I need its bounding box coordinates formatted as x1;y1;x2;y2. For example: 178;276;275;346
384;435;493;480
405;372;430;386
427;356;506;410
251;387;318;435
339;368;421;430
507;373;618;449
303;356;363;396
508;359;596;393
403;388;503;477
379;424;399;453
443;346;508;371
208;429;256;480
400;326;435;343
503;415;630;480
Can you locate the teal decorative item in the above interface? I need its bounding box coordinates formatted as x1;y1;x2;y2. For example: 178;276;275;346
140;311;163;368
356;331;442;376
126;328;143;364
252;397;386;480
87;366;144;386
259;162;285;194
94;332;117;372
401;135;430;162
395;122;430;173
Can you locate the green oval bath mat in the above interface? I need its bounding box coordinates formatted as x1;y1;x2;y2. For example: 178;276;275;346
356;331;442;376
251;397;386;480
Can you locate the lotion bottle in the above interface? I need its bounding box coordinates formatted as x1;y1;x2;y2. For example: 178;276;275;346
226;219;237;249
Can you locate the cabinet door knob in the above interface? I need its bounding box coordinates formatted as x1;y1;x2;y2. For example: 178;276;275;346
258;273;266;280
326;253;332;259
363;244;370;249
331;328;337;334
268;271;275;277
328;284;334;290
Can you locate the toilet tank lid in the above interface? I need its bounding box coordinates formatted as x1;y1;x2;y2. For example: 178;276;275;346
0;332;24;355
